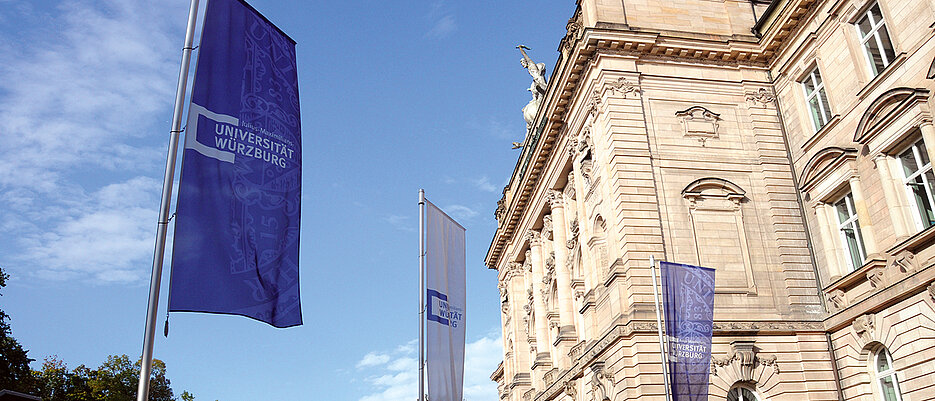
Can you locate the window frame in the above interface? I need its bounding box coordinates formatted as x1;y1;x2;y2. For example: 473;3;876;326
801;65;833;132
833;192;867;271
898;139;935;230
872;347;903;401
854;3;896;77
727;386;760;401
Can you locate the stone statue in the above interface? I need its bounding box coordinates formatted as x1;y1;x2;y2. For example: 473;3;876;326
517;45;548;132
518;45;548;94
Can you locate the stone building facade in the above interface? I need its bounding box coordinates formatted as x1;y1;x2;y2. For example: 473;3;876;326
486;0;935;400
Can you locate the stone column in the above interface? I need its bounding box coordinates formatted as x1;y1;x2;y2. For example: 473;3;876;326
873;154;911;237
527;230;552;369
847;176;877;255
919;122;935;169
548;191;577;339
815;203;845;279
504;262;531;393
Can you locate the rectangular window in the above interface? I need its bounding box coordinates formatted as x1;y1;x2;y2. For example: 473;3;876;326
802;66;832;131
855;3;896;76
899;139;935;230
834;193;866;271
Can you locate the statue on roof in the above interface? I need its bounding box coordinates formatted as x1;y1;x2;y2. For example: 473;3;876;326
518;45;548;133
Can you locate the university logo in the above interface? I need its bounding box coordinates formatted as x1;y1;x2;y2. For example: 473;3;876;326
427;289;464;328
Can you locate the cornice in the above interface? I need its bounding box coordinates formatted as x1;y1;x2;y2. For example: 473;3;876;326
486;27;767;270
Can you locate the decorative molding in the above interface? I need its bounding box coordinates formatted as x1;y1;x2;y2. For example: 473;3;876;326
527;230;542;246
605;77;640;98
745;87;775;106
711;341;779;384
827;289;847;312
589;362;613;401
547;191;564;209
675;106;721;146
563;379;577;399
866;266;886;289
852;313;875;343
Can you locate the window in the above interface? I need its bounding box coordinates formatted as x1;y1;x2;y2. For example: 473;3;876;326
727;387;759;401
802;66;832;131
899;139;935;229
855;3;896;76
873;348;903;401
835;193;866;270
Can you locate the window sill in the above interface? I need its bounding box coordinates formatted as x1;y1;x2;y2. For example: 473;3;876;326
886;223;935;256
823;255;887;293
856;52;908;101
801;114;843;152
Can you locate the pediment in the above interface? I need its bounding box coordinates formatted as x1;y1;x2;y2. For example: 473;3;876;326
855;87;930;144
800;147;858;191
682;177;745;199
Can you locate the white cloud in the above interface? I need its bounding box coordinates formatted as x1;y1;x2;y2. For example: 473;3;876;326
358;352;392;369
471;176;498;193
18;176;161;283
383;214;415;232
356;332;502;401
0;0;186;284
444;204;479;222
425;1;456;39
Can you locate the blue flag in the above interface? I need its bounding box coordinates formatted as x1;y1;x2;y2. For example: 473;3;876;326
660;262;715;401
169;0;302;328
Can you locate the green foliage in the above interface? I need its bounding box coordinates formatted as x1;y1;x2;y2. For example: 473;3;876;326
0;266;194;400
0;265;37;393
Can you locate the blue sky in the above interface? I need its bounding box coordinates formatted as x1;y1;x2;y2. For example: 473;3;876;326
0;1;574;400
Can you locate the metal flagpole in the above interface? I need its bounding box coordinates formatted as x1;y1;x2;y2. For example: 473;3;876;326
650;255;672;401
136;0;200;399
418;189;426;401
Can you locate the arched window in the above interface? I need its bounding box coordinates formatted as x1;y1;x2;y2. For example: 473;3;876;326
873;347;903;401
727;387;759;401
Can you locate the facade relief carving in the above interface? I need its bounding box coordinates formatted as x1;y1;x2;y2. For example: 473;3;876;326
852;313;875;343
589;362;613;401
827;289;847;312
891;250;918;274
867;266;886;289
745;87;775;107
675;106;721;146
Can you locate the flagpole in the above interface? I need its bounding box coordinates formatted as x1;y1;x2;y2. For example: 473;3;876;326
650;255;672;401
418;189;426;401
136;0;200;399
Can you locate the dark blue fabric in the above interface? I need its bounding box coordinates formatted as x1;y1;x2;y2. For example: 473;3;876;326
660;261;715;401
169;0;302;328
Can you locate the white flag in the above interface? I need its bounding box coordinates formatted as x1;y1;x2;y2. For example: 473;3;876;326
425;200;466;401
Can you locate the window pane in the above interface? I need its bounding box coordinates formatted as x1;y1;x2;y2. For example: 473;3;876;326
835;199;851;223
809;97;823;129
876;350;891;371
865;38;886;75
918;142;931;166
844;228;863;269
924;170;935;227
803;75;816;94
901;147;920;176
819;88;832;122
880;375;899;401
870;4;884;25
878;25;896;65
857;14;873;37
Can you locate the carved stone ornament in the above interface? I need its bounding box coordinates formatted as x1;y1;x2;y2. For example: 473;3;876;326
567;137;579;159
745;87;775;106
867;267;886;289
561;8;582;51
676;106;721;146
563;379;577;398
523;255;532;272
827;289;846;312
852;313;875;343
547;191;564;209
564;172;577;200
605;77;640;98
891;250;917;274
928;281;935;302
527;230;542;245
589;362;613;401
494;196;506;221
710;341;779;381
588;89;602;116
542;215;554;239
580;159;594;186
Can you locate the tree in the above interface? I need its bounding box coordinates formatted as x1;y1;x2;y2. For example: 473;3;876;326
0;266;36;393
